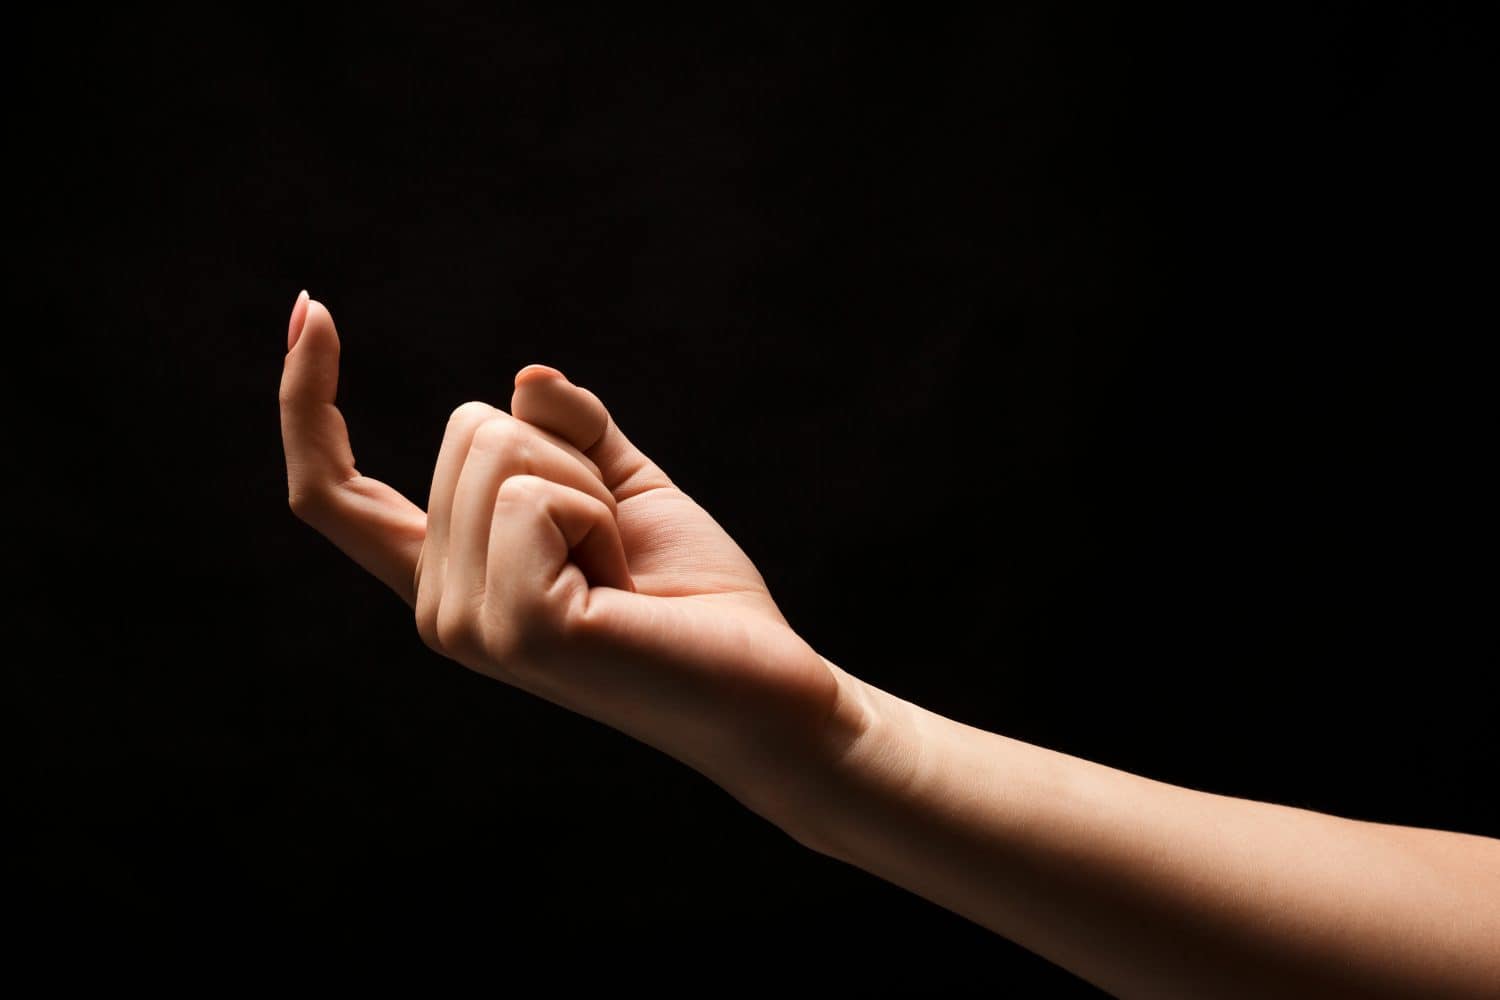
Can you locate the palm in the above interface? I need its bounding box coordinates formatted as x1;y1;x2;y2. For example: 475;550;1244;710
501;371;836;794
614;485;784;622
590;480;835;796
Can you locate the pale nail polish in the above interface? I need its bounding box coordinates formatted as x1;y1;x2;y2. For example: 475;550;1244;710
287;289;310;351
516;363;566;384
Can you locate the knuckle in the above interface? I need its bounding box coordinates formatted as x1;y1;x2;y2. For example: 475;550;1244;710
416;618;442;654
435;601;478;652
414;601;442;653
447;400;494;430
470;415;526;455
286;487;325;521
496;473;547;505
483;603;555;671
480;618;525;666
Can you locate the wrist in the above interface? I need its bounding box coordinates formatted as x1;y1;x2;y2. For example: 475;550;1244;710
778;658;927;861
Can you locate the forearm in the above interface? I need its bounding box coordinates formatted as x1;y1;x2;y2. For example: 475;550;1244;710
276;296;1494;994
799;662;1500;999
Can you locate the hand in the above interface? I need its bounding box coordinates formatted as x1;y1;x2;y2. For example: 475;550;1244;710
278;292;858;830
278;294;1500;1000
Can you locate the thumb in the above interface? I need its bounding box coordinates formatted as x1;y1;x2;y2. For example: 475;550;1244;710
510;365;673;501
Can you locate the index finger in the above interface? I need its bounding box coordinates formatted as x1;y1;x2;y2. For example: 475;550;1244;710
278;291;427;604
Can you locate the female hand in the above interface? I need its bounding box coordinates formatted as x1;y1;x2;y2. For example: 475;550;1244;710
277;292;1500;999
278;292;857;831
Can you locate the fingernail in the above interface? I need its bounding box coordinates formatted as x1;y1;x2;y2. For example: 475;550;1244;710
287;289;310;351
515;363;567;385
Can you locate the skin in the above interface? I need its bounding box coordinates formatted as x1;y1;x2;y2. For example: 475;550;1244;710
279;290;1500;998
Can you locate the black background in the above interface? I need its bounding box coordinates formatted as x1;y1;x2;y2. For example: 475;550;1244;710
12;5;1490;991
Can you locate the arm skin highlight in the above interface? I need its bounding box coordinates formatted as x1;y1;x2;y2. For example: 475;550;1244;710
795;661;1500;999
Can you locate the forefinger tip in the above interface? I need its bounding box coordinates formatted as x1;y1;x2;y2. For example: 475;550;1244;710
287;289;310;351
